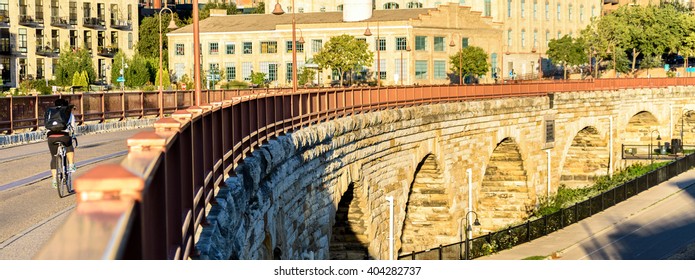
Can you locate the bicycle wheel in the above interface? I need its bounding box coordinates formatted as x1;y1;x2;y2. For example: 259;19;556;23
56;153;70;198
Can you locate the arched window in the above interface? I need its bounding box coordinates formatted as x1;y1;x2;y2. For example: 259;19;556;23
533;29;538;48
580;5;584;21
545;30;550;47
521;0;525;18
545;1;549;20
407;2;423;8
484;0;492;16
507;0;512;17
591;5;596;18
507;29;513;47
384;2;399;9
533;0;538;19
521;29;526;48
568;4;573;20
557;3;561;21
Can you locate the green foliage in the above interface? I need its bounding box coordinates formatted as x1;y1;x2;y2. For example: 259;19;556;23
522;256;548;260
179;74;194;91
251;72;267;87
111;51;128;87
534;161;671;217
298;67;316;86
547;35;587;79
54;43;96;86
313;34;373;86
136;13;184;64
155;68;172;90
223;80;249;89
449;46;490;83
252;1;265;14
200;2;238;20
640;55;663;69
125;54;151;87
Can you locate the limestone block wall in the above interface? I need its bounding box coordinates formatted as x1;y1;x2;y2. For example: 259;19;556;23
195;86;695;260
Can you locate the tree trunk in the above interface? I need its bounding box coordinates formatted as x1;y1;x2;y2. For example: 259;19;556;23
631;48;638;76
563;62;567;80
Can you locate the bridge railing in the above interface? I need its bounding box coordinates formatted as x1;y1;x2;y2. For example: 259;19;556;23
0;88;295;134
398;151;695;260
34;77;695;259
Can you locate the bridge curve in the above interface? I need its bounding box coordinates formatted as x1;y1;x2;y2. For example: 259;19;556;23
34;79;695;260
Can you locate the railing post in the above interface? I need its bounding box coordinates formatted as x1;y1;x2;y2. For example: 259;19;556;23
34;94;39;130
438;244;443;260
121;92;126;120
100;93;105;122
8;95;13;133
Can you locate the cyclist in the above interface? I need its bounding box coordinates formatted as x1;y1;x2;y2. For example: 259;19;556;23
47;98;76;189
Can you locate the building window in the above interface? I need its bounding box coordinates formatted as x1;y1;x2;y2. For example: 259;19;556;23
226;62;236;81
261;41;278;54
395;58;408;82
286;62;293;82
209;42;218;55
111;31;118;46
377;59;386;79
176;44;184;55
384;2;399;9
461;37;469;48
377;38;386;51
491;53;498;77
591;5;596;18
174;63;184;81
434;60;446;79
507;29;512;47
285;40;304;53
415;36;426;51
128;33;133;49
557;3;561;21
312;39;322;53
521;29;526;48
521;0;525;18
407;1;423;8
557;31;561;39
396;37;408;50
243;42;252;54
546;30;550;47
69;1;77;25
545;1;549;20
242;62;252;81
568;4;573;20
484;0;491;17
415;60;428;79
18;28;27;53
434;37;444;52
226;43;235;54
69;30;77;49
337;4;343;11
18;58;27;81
37;58;44;79
83;2;91;19
260;62;278;81
507;0;512;18
533;30;538;48
580;5;584;22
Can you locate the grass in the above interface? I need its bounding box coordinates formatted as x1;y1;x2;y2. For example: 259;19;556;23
533;161;671;217
522;255;548;260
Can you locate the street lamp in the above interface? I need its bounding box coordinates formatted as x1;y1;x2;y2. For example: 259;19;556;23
159;2;178;117
364;22;380;86
460;210;481;260
120;55;128;91
449;34;463;85
272;0;298;92
650;129;661;164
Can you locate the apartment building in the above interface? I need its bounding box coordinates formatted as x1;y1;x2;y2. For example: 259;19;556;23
0;0;138;89
168;4;503;87
265;0;601;79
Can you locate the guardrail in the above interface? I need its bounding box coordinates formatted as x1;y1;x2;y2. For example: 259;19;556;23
398;152;695;260
0;88;294;134
34;77;695;259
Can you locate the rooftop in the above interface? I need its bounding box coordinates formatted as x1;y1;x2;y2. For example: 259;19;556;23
169;9;435;34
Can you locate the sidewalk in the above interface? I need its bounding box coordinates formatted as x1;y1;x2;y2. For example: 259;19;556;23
477;168;695;260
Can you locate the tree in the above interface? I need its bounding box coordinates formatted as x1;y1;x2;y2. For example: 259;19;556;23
125;53;151;88
251;72;267;88
547;35;587;79
155;68;172;90
136;13;184;66
54;43;96;86
298;67;316;86
200;2;238;20
313;34;373;86
111;51;129;86
252;1;266;14
449;46;489;84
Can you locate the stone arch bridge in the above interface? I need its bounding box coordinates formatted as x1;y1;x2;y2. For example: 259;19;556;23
36;81;695;260
204;86;695;260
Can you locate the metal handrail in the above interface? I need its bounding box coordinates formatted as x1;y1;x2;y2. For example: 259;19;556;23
33;77;695;259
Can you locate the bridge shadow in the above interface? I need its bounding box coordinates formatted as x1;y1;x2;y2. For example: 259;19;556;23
329;182;371;260
576;177;695;260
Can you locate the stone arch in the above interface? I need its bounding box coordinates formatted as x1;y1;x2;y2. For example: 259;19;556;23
624;111;660;144
478;137;531;232
330;182;370;260
398;153;450;255
560;126;609;189
674;109;695;146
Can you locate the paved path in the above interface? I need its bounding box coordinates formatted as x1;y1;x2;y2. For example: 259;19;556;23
0;128;148;260
478;168;695;260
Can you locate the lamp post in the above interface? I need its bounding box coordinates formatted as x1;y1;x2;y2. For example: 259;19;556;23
119;55;128;91
159;3;177;117
650;129;661;164
460;210;481;260
364;22;380;86
272;0;298;92
192;0;201;105
449;34;463;85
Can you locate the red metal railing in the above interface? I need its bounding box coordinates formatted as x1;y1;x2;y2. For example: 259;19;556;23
0;88;294;134
34;78;695;259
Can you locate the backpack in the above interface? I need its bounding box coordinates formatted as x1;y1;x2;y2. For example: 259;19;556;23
44;106;70;132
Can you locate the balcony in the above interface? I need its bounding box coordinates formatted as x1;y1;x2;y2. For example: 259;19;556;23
36;45;59;57
110;19;132;30
19;15;44;28
0;47;10;55
83;17;105;29
97;46;117;57
51;16;71;28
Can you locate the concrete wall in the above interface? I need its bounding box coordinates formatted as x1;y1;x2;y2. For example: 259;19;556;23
195;85;695;260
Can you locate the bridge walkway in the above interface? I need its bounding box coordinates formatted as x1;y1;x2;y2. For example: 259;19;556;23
0;128;149;259
478;167;695;260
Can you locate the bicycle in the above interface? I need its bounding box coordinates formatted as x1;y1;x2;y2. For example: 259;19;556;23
54;136;77;198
